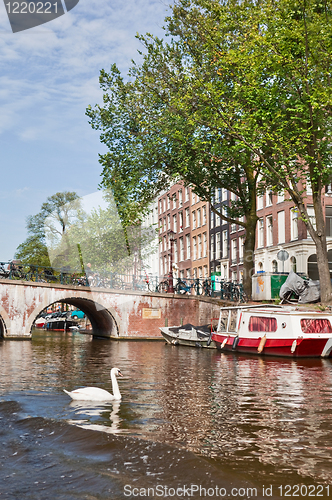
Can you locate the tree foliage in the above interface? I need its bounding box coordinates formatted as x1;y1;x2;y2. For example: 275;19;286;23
15;191;80;267
88;0;332;300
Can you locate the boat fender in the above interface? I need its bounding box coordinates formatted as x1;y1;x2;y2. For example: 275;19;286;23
232;336;240;350
291;339;297;353
257;334;267;353
172;340;179;346
220;336;229;349
195;342;202;348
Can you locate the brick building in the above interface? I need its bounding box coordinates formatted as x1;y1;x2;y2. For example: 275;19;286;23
158;182;210;280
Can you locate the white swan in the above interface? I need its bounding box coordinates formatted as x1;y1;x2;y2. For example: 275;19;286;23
63;368;123;401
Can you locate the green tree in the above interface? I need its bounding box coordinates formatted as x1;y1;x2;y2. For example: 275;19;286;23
87;45;263;299
88;0;332;301
15;191;80;268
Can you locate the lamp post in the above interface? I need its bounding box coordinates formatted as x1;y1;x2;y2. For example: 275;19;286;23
167;229;175;293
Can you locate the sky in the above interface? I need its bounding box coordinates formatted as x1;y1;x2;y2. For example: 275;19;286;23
0;0;169;260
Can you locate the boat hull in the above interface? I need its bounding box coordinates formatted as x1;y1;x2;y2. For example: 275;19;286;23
213;333;331;358
160;325;215;349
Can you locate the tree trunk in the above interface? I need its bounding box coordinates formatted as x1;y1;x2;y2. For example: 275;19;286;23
311;191;332;303
242;214;257;300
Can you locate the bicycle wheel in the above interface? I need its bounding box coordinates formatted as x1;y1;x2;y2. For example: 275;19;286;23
175;282;188;294
158;281;169;293
110;277;124;289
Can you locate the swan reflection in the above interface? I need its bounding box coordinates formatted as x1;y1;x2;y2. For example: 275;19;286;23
67;400;124;434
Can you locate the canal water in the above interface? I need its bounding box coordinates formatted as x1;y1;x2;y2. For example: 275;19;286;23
1;330;332;499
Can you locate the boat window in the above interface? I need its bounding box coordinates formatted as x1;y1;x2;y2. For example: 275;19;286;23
300;319;332;334
249;316;277;332
229;310;237;332
218;310;229;332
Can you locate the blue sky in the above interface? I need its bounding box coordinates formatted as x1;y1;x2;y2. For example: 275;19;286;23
0;0;168;260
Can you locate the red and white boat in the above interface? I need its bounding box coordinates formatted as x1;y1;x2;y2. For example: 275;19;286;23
212;305;332;358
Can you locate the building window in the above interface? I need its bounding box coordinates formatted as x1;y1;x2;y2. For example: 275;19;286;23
192;192;196;205
198;234;202;258
211;234;215;260
167;196;170;210
257;195;264;210
198;266;203;278
216;232;221;259
231;239;237;265
231;223;236;233
179;237;184;261
173;214;177;233
185;208;190;227
266;190;273;206
239;236;244;263
193;236;197;260
278;211;285;243
210;212;214;229
291;208;298;240
290;256;297;273
272;260;278;273
216;213;221;226
202;206;207;225
174;240;178;264
185;186;190;202
326;206;332;237
186;234;190;259
163;235;167;251
266;215;273;246
306;181;312;195
179;211;183;231
203;232;207;257
277;191;284;203
307;206;316;231
178;190;183;207
167;214;171;230
197;209;201;227
186;268;191;279
258;218;264;247
172;193;177;209
192;211;196;229
222;230;228;258
204;265;208;277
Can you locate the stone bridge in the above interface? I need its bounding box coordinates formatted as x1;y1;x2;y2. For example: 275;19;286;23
0;279;221;340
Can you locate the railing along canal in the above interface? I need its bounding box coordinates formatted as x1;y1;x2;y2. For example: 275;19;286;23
0;261;247;301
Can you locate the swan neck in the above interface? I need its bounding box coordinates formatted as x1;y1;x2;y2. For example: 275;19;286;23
111;371;121;399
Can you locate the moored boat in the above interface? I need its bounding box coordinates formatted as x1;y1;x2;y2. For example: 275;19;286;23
160;323;215;348
44;316;79;332
212;305;332;358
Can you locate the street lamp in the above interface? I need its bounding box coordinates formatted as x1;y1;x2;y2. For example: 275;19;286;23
167;229;175;293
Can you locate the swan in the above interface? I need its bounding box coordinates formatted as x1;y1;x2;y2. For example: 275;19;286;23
63;368;123;401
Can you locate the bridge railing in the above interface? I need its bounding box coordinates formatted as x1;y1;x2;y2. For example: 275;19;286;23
0;261;246;301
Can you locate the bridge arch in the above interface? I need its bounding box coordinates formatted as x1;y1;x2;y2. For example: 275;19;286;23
0;310;7;339
30;297;120;339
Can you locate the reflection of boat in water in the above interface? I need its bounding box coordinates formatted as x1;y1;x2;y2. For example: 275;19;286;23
160;324;215;348
212;305;332;358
